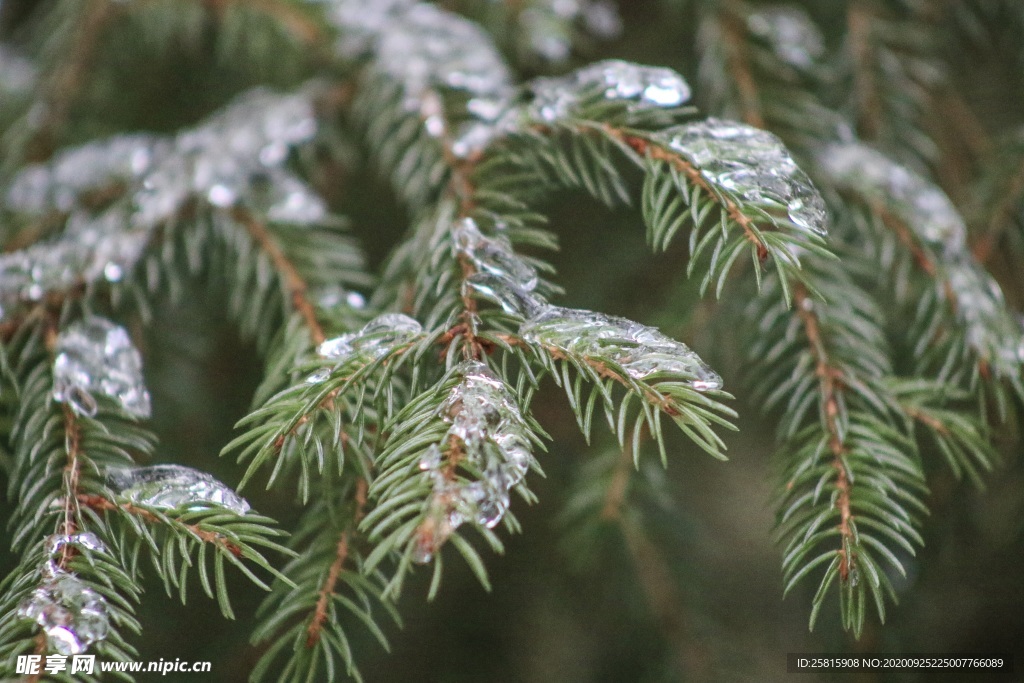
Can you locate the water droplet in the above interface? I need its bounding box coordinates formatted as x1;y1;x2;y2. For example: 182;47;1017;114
107;464;250;514
664;118;827;235
317;313;424;363
816;142;964;254
53;317;152;418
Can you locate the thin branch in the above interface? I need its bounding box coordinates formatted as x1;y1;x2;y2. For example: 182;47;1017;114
602;125;770;261
793;286;853;580
720;5;766;128
848;2;882;142
973;156;1024;263
305;479;368;647
231;207;326;346
78;493;244;556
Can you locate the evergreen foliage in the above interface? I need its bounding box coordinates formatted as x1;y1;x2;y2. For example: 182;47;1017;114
0;0;1021;679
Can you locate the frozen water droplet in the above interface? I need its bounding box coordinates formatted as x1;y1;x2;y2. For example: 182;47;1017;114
46;532;106;557
463;481;509;529
318;336;353;359
419;445;443;471
747;6;824;69
107;464;250;514
816;142;964;254
103;261;124;283
305;368;331;384
207;183;237;208
665;118;827;235
53;317;152;418
346;291;366;309
18;572;110;655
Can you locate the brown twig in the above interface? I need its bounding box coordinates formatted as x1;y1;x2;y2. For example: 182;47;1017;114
231;207;326;345
77;493;244;557
602;126;770;261
973;157;1024;264
720;5;766;128
305;478;369;647
793;286;853;580
848;2;882;142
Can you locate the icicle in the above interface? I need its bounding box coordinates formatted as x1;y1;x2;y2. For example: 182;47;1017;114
527;59;691;122
663;118;827;235
52;317;151;418
747;6;825;69
520;305;722;390
18;573;110;655
107;464;250;514
816;142;965;254
317;313;423;362
413;361;537;560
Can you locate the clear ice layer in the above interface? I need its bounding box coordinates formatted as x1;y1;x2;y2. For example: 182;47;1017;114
107;464;250;514
520;305;722;390
816;142;965;254
663;117;827;235
52;316;151;418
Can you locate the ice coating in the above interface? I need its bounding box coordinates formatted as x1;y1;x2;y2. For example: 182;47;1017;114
107;464;250;514
45;532;106;558
519;305;722;390
52;317;151;418
137;88;321;226
528;59;691;122
18;573;110;655
665;118;827;235
453;217;538;290
815;142;965;254
413;361;535;563
944;262;1024;375
320;0;416;59
0;45;37;98
747;6;825;69
317;313;423;363
374;4;512;103
5;135;164;215
0;214;147;313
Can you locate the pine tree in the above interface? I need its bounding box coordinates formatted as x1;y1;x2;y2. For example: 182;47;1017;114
0;0;1021;680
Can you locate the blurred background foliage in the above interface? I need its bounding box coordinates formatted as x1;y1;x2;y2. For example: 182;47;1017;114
0;0;1022;681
